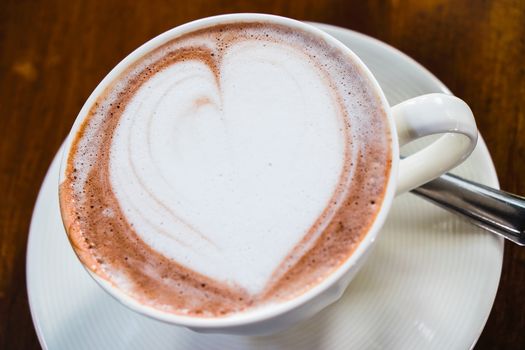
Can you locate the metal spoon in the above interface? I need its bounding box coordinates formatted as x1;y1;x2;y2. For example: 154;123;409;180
412;173;525;245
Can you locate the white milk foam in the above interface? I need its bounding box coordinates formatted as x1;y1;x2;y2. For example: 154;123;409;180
66;23;391;306
109;39;346;293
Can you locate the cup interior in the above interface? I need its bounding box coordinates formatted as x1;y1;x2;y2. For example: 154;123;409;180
59;13;400;330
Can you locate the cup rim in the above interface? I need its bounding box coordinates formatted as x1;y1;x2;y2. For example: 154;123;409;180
59;13;399;329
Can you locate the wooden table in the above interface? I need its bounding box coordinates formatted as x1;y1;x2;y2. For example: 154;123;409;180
1;1;523;348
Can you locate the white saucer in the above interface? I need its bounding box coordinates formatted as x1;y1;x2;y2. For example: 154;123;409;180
27;23;503;349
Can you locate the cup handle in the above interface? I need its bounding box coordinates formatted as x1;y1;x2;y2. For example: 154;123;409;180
392;93;478;195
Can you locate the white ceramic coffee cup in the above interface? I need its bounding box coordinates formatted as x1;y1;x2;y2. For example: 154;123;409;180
59;13;478;335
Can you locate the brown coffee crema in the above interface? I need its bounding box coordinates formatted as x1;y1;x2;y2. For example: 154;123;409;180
59;22;392;317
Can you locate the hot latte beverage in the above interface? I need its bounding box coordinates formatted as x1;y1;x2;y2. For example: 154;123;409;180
60;21;392;317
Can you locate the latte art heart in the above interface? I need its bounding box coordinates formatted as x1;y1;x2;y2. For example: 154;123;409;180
60;22;392;316
110;40;346;293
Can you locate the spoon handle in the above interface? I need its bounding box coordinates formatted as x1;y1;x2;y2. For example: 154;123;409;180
411;173;525;245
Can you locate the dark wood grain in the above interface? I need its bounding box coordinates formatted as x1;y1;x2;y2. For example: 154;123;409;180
1;0;523;349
